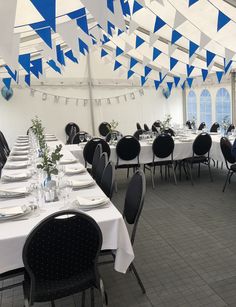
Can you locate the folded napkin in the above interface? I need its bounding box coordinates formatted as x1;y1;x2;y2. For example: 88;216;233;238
11;150;29;156
2;172;31;181
76;195;109;207
69;179;95;189
0;205;27;216
0;187;28;197
9;156;28;161
5;162;28;169
18;135;28;140
15;142;29;146
65;165;86;175
14;146;30;151
59;158;77;165
45;137;57;141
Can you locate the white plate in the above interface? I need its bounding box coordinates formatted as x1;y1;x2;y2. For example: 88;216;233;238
0;205;32;221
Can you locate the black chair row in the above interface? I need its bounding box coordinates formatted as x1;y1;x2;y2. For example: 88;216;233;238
186;121;235;134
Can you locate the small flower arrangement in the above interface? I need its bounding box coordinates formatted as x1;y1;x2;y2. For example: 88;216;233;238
107;120;119;132
221;116;230;134
31;116;46;150
160;114;172;131
190;116;196;130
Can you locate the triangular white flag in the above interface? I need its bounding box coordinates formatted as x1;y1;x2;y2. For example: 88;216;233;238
90;26;103;45
37;40;59;66
168;43;178;56
129;20;139;35
225;48;235;67
189;53;197;66
135;0;147;7
199;32;211;50
2;33;20;72
143;56;150;66
125;42;133;53
149;33;159;47
208;61;215;72
173;11;187;29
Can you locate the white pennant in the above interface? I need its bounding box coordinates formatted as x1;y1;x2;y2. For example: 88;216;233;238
143;56;150;66
90;26;103;45
225;48;235;67
149;33;159;47
129;20;139;35
173;11;187;29
37;40;59;66
199;32;211;50
2;33;20;73
125;42;133;53
168;43;178;56
189;53;197;66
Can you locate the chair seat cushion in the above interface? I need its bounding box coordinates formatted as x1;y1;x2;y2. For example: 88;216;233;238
115;164;140;169
184;156;207;164
23;269;96;303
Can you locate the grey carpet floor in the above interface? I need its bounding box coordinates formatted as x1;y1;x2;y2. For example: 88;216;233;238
1;164;236;307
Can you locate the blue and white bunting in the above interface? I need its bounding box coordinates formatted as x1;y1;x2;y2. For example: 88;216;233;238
135;35;145;48
153;47;161;61
3;78;11;90
186;64;194;77
171;30;182;45
189;0;199;7
30;0;56;31
144;66;152;77
206;50;216;67
201;69;208;81
127;70;135;79
154;80;161;90
114;60;122;70
153;16;166;33
174;76;180;87
130;57;138;69
216;71;224;83
170;57;178;70
189;41;199;58
217;11;230;32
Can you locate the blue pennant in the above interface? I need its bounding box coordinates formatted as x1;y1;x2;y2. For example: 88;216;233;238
65;50;78;63
30;58;43;78
3;78;11;90
153;47;161;61
159;71;166;82
136;35;145;48
186;78;193;88
201;69;208;81
101;49;108;58
127;70;135;79
217;11;230;32
170;57;178;70
25;74;31;86
79;39;89;55
144;66;152;77
68;8;89;34
130;57;138;69
167;82;173;93
120;0;131;16
174;76;180;87
189;0;199;7
216;71;224;83
171;30;182;45
224;59;232;74
186;64;194;77
107;0;114;13
19;54;31;73
154;80;161;90
5;66;17;82
181;81;186;90
117;29;123;36
141;76;147;86
189;41;199;58
206;50;216;67
116;46;123;57
114;60;122;71
107;21;115;36
68;7;85;19
102;34;110;45
30;21;52;48
56;45;65;66
47;60;61;73
133;0;143;14
30;0;56;31
154;16;166;33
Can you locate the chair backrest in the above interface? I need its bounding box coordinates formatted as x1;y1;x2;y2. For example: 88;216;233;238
95;152;108;185
227;124;235;133
72;131;89;144
210;122;220;132
152;134;175;159
220;137;236;166
133;129;144;140
65;122;80;136
0;131;10;155
144;124;149;131
0;143;7;165
186;121;192;129
23;210;102;295
136;123;142;130
198;122;206;130
116;135;141;162
163;128;175;136
100;162;114;199
151;125;158;133
26;126;33;135
153;121;161;128
192;133;212;156
83;138;110;166
66;126;77;144
123;170;146;245
98;122;110;137
92;144;102;178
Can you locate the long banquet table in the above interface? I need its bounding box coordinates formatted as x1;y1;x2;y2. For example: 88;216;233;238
0;136;134;275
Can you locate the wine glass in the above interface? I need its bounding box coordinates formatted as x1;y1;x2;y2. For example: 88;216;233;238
79;134;84;143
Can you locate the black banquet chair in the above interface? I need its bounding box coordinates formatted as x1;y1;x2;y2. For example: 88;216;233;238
144;134;177;188
210;122;220;133
91;144;102;179
153;120;161;128
83;138;110;168
99;170;146;293
98;122;110;137
105;130;121;143
163;128;175;136
100;161;115;199
22;210;107;307
227;124;235;134
133;129;144;140
220;137;236;192
143;124;149;131
136;122;142;130
66;126;77;145
0;131;10;156
186;121;192;129
183;133;212;185
72;131;89;144
65;122;79;140
95;152;108;185
198;122;206;130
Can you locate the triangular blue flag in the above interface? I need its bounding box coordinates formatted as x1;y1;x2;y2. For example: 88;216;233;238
30;0;56;31
186;64;194;77
65;50;78;63
114;60;122;71
30;58;43;78
189;0;199;6
171;30;182;44
170;57;178;70
47;60;61;73
141;76;147;86
56;45;65;66
135;35;145;48
120;0;130;16
154;16;166;33
133;0;143;14
153;47;161;61
3;78;11;89
107;21;115;36
130;57;138;69
19;54;31;73
79;39;89;55
201;69;208;81
116;46;124;57
154;80;161;90
206;50;216;67
186;78;193;88
117;29;123;36
159;71;166;82
224;59;232;74
101;49;108;58
174;76;180;87
144;66;152;77
107;0;115;13
25;74;31;86
68;7;85;19
189;41;199;58
127;70;135;79
167;82;173;93
217;11;230;31
101;34;110;44
5;66;17;82
77;15;89;34
34;27;52;48
216;71;224;83
181;81;186;90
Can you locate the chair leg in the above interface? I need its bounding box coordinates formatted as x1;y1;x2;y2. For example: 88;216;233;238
207;161;213;182
99;279;108;306
151;167;155;189
127;168;130;178
82;291;86;307
223;170;231;192
160;165;163;179
91;287;95;307
130;263;146;294
187;162;193;185
172;164;177;185
198;163;200;178
229;172;234;184
51;301;55;307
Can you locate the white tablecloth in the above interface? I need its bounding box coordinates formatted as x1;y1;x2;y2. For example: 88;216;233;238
0;138;134;275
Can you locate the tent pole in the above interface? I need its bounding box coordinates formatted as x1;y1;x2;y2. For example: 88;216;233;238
231;72;235;124
87;53;95;136
182;86;187;125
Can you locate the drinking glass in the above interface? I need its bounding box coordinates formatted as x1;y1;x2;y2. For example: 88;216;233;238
79;134;84;143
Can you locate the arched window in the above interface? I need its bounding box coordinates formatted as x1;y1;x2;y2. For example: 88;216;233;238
187;90;197;121
216;88;231;124
200;89;212;129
